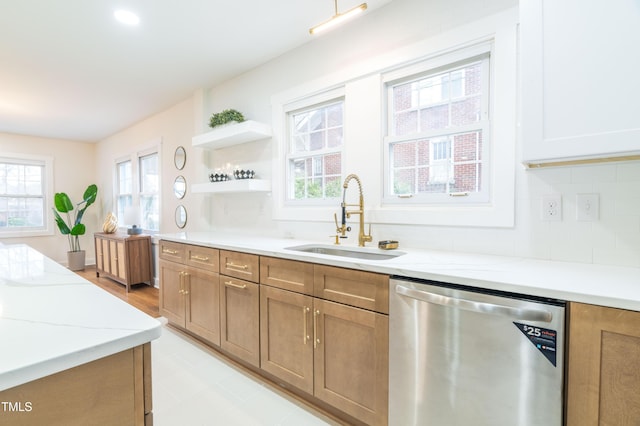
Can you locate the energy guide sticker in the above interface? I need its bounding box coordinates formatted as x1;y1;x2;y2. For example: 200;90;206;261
513;322;557;367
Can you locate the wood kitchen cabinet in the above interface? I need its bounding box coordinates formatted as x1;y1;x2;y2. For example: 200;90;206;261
0;344;152;426
566;302;640;425
259;256;389;426
219;250;261;368
94;233;152;291
159;241;221;345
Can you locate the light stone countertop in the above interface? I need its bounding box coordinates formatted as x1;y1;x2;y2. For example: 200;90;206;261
0;244;162;391
158;231;640;312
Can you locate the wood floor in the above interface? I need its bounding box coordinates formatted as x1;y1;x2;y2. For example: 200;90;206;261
75;266;160;318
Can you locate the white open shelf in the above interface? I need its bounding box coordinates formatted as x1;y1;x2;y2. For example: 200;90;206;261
192;120;272;150
191;179;271;194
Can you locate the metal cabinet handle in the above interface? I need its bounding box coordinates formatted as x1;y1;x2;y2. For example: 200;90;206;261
225;262;248;270
191;255;209;261
179;271;184;295
313;309;320;348
163;248;179;255
395;284;553;323
182;272;189;295
303;306;310;345
224;280;247;289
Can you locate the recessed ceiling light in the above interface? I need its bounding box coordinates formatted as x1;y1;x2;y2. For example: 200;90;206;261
114;9;140;26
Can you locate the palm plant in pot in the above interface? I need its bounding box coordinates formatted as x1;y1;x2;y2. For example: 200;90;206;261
52;184;98;271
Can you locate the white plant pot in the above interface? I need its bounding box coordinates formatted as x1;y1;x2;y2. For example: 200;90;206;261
67;250;86;271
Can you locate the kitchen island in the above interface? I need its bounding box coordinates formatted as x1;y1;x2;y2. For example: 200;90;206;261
0;244;161;425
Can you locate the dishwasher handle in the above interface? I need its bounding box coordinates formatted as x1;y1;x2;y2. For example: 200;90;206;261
395;284;553;323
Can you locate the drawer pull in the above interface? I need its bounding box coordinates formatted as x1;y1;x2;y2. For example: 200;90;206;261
225;262;248;270
224;280;247;290
191;255;210;261
163;248;179;255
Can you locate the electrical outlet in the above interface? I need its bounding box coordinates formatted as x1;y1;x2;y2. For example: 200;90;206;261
576;193;599;221
541;194;562;221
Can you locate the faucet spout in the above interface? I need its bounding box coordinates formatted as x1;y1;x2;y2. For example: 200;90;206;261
341;174;372;247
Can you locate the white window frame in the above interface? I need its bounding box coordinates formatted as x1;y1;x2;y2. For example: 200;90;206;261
383;47;491;205
0;154;54;238
283;87;346;207
272;9;517;227
113;143;161;233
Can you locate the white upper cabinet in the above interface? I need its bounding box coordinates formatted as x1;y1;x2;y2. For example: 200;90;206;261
520;0;640;166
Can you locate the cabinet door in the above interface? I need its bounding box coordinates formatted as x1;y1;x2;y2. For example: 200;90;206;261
186;268;221;346
101;238;111;275
115;241;127;280
260;285;314;394
159;260;186;327
314;299;389;426
567;302;640;425
126;238;152;285
95;236;104;272
520;0;640;165
220;276;260;367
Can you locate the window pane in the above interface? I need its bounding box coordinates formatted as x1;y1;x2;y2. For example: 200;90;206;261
140;154;158;193
390;131;483;196
140;194;159;231
139;153;159;232
0;159;45;231
290;154;342;200
392;60;484;136
387;54;488;200
289;99;343;201
118;161;132;194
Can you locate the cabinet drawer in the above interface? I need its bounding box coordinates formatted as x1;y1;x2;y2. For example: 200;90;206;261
185;245;219;271
220;250;259;283
159;240;186;262
314;265;389;314
260;256;314;295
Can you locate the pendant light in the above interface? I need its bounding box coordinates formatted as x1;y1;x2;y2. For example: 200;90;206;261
309;0;368;35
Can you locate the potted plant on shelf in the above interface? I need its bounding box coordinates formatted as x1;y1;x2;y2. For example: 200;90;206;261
208;109;245;128
52;184;98;271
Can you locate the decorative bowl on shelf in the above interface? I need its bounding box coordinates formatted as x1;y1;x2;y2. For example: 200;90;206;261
209;173;229;182
233;169;255;179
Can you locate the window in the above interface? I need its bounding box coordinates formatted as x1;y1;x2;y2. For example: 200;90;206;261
116;160;132;225
0;155;53;237
115;149;159;232
287;99;344;202
139;153;159;231
385;53;490;203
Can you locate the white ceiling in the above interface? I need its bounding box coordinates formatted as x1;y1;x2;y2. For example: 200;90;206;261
0;0;391;142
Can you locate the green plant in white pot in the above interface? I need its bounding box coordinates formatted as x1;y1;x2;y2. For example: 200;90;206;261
52;184;98;271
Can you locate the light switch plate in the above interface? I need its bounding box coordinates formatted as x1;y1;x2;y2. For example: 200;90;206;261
576;193;599;221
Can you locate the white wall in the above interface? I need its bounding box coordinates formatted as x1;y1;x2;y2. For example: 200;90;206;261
0;132;98;264
91;0;639;269
95;97;197;235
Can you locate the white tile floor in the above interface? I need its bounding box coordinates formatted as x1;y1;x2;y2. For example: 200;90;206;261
151;320;336;426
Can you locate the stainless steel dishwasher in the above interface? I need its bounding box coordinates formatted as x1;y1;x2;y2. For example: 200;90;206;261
389;277;565;426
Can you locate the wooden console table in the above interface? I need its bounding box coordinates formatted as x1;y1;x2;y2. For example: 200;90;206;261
94;232;153;292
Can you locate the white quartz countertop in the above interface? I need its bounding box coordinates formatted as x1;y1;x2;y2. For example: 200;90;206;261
0;244;162;391
158;232;640;312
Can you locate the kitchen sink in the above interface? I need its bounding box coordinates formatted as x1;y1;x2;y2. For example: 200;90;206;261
285;244;405;261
